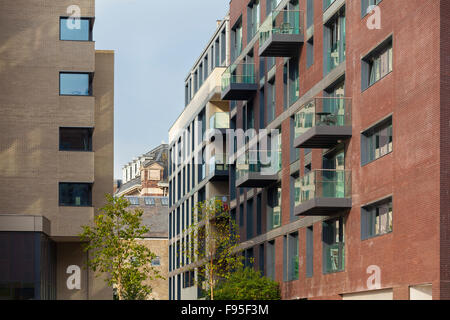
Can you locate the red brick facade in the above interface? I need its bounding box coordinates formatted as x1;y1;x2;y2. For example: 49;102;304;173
229;0;448;299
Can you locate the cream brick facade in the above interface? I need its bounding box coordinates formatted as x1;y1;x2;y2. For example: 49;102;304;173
0;0;114;300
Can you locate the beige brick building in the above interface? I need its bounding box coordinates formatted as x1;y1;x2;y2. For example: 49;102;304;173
0;0;114;299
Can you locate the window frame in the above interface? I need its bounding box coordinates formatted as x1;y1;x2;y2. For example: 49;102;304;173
59;127;94;152
59;17;94;41
361;197;393;240
59;72;94;96
361;115;393;166
361;36;393;91
361;0;383;18
59;182;93;207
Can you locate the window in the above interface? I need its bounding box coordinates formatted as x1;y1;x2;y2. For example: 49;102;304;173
361;0;382;17
266;240;275;280
267;184;281;230
267;78;276;123
259;89;265;128
144;197;155;206
256;193;262;235
59;183;92;207
361;197;393;240
324;8;345;74
246;199;254;240
307;37;314;69
126;197;139;205
284;232;299;281
290;174;300;221
161;198;168;206
247;0;260;40
245;248;254;268
323;0;337;11
259;244;265;274
283;58;299;110
362;37;393;90
151;256;161;266
307;0;314;29
59;72;92;96
266;0;281;15
214;39;220;67
221;30;227;65
231;18;243;62
306;226;314;278
322;217;345;274
60;17;92;41
239;204;244;228
361;116;393;165
59;127;93;152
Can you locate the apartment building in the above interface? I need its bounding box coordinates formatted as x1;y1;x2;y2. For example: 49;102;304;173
168;18;231;300
0;1;114;299
116;144;169;197
220;0;449;300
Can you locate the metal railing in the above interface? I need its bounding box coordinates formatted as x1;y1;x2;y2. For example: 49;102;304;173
221;63;256;91
294;97;352;138
259;9;304;48
299;169;351;203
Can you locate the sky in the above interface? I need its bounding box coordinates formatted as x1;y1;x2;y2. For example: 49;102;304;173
94;0;229;179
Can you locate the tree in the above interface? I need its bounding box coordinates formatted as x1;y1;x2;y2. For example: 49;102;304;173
213;267;281;300
184;198;243;300
79;195;163;300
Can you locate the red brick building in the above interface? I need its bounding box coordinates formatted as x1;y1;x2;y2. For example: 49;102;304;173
223;0;449;300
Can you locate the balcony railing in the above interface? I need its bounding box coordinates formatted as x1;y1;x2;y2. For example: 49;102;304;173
259;9;304;57
295;169;352;216
208;154;229;181
294;97;352;149
209;112;230;129
221;63;257;100
235;150;279;188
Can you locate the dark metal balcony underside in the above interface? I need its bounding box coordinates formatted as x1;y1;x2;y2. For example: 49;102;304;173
236;172;278;188
294;198;352;216
221;83;258;101
210;169;229;182
294;126;352;149
259;34;304;57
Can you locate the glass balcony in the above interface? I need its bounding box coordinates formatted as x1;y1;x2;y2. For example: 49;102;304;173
259;10;304;57
208;154;229;181
235;149;279;188
294;169;352;216
294;97;352;149
221;63;257;100
209;112;230;130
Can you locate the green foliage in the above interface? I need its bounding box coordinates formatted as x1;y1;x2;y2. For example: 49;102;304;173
184;199;243;300
213;267;281;300
79;194;163;300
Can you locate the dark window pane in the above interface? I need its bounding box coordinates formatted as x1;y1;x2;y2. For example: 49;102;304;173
59;128;93;151
60;18;91;41
60;73;91;96
59;183;92;207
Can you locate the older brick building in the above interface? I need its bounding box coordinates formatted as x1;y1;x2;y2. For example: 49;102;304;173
218;0;450;300
116;144;169;197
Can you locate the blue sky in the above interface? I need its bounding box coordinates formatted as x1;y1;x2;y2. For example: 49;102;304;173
94;0;229;179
